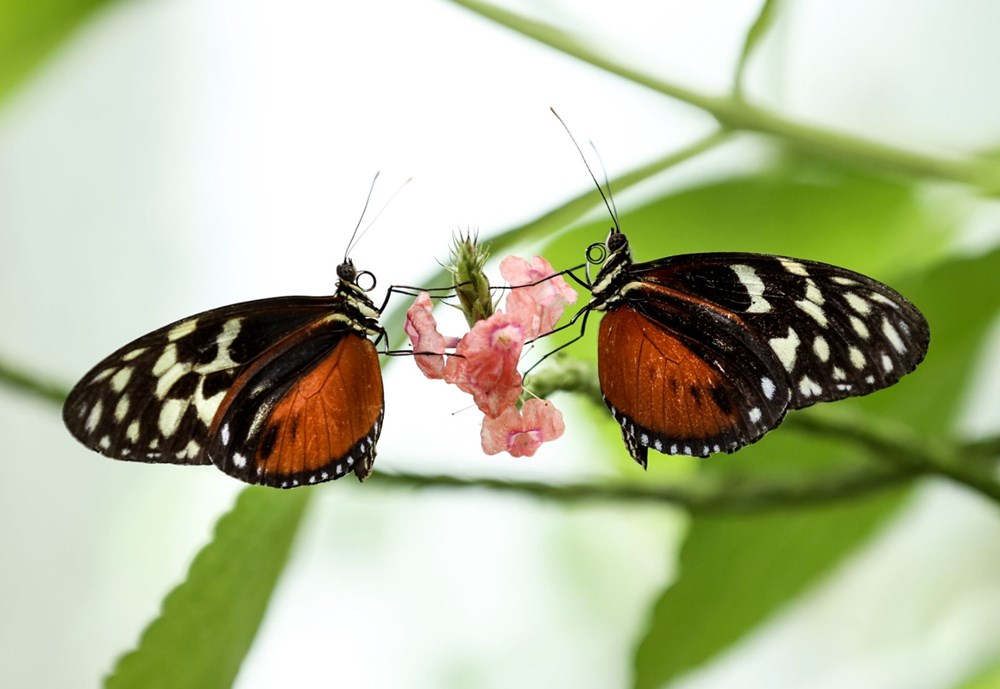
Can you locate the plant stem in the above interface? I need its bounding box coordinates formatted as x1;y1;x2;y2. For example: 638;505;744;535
369;464;914;514
450;0;1000;195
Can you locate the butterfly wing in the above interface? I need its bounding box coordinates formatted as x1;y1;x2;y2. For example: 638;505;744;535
599;252;929;463
63;296;345;466
599;296;789;464
631;253;930;408
206;323;383;487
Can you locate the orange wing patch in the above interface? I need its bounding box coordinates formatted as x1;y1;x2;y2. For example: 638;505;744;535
255;333;384;483
598;307;746;455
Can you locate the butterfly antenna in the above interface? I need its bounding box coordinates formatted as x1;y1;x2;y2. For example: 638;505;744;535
589;141;620;232
352;176;413;256
550;107;620;233
345;171;381;261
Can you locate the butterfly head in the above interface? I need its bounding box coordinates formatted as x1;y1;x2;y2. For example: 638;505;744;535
337;258;359;285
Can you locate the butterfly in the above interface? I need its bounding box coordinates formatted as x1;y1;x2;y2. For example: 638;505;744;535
62;257;388;488
578;228;930;466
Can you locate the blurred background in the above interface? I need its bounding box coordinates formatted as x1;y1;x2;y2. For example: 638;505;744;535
2;0;999;687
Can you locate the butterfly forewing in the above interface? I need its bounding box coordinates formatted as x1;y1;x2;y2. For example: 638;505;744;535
631;253;930;409
63;296;346;467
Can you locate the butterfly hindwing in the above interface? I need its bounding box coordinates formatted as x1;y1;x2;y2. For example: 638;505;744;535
630;252;930;409
62;296;344;466
599;290;789;461
207;323;384;487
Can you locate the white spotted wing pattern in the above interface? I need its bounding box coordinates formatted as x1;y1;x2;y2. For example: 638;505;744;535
588;231;930;466
63;261;387;488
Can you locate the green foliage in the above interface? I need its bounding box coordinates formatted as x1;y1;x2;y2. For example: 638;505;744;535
105;489;311;689
2;0;999;687
633;490;907;688
0;0;115;106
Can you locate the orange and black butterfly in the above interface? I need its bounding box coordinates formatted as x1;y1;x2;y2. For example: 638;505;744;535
63;258;386;488
546;111;929;467
63;180;399;488
580;228;930;466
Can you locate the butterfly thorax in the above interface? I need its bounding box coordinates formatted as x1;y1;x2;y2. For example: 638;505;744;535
332;260;383;339
588;230;635;312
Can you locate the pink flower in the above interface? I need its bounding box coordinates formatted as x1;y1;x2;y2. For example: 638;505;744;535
443;312;526;417
481;399;565;457
499;256;577;339
405;251;573;458
404;292;458;379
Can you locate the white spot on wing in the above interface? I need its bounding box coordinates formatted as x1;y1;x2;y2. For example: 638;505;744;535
221;423;231;446
85;401;103;434
122;347;147;361
194;318;244;374
158;398;185;438
844;292;871;315
110;367;133;393
730;264;771;313
881;353;894;372
850;316;870;339
832;366;847;381
882;318;906;353
849;346;867;369
870;292;900;309
168;319;198;341
114;396;130;423
796;299;828;327
769;328;801;372
780;259;809;276
761;376;776;400
748;407;762;423
813;336;830;362
232;452;247;468
126;420;140;443
804;278;824;305
799;376;822;397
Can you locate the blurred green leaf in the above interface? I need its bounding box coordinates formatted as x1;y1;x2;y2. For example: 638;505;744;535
955;658;1000;689
631;245;1000;687
0;0;115;105
632;490;907;689
106;488;310;689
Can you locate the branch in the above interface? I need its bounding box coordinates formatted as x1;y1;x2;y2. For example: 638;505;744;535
449;0;1000;195
733;0;784;99
0;357;67;405
369;464;914;514
5;355;993;508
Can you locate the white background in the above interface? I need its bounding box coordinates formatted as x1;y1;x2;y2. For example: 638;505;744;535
2;1;1000;687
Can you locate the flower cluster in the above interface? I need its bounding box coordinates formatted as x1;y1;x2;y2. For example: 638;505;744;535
404;251;577;457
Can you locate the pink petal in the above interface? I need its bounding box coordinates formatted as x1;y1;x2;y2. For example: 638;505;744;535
404;292;448;379
500;256;578;339
481;399;565;457
444;312;525;417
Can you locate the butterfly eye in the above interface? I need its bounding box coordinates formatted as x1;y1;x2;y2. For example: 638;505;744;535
606;232;628;253
586;241;608;265
336;260;357;283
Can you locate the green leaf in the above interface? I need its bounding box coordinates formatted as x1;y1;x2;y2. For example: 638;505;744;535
105;488;311;689
631;245;1000;687
632;490;907;689
0;0;116;106
955;657;1000;689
